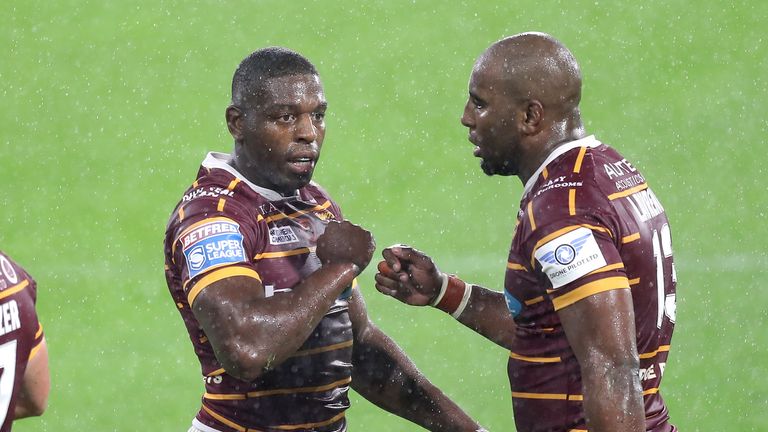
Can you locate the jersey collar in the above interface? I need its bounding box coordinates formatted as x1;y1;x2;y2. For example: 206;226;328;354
201;152;300;201
522;135;602;197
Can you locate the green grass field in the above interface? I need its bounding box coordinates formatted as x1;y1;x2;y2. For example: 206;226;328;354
2;1;766;430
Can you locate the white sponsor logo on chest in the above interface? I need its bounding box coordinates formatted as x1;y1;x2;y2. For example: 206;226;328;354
269;226;300;245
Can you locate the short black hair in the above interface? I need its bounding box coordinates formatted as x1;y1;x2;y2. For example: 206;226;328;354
231;47;318;105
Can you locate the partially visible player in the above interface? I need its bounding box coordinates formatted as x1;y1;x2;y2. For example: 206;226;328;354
0;250;50;431
164;47;484;432
375;32;676;432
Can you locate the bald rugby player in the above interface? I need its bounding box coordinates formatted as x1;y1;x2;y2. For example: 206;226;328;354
376;33;677;432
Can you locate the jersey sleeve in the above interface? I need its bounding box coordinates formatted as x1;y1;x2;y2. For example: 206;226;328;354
523;167;630;312
169;196;263;305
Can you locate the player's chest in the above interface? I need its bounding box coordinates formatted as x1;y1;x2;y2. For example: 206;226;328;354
251;202;334;289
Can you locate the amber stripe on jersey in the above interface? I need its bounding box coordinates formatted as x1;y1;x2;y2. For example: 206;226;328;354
34;322;44;339
568;188;576;216
0;279;29;301
587;263;625;276
607;183;648;201
217;198;226;212
573;146;588;173
622;232;641;243
527;201;536;231
263;201;332;223
639;345;671;359
187;266;261;305
274;411;346;431
206;368;225;377
512;391;583;401
643;387;660;396
254;247;310;260
524;296;544;306
507;261;527;271
226;178;240;191
202;404;263;432
551;276;630;311
29;341;44;360
291;340;353;358
204;376;352;401
509;352;562;363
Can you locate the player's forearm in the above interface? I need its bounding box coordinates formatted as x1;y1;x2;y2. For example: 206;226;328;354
582;364;645;432
351;325;481;431
451;284;517;350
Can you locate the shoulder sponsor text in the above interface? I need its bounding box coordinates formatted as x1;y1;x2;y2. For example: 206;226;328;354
535;227;607;288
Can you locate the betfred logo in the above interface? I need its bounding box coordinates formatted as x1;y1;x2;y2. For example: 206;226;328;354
181;220;240;248
180;219;247;279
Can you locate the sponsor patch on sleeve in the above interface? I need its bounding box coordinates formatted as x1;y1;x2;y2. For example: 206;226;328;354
179;218;247;280
535;227;607;289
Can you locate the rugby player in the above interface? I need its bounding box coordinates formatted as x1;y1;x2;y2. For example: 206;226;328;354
164;47;483;432
375;32;677;432
0;251;50;431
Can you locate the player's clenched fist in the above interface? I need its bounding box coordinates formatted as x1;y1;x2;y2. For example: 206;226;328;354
316;220;375;273
374;245;443;306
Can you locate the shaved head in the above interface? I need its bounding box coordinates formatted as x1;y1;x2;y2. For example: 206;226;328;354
477;32;582;117
461;32;587;182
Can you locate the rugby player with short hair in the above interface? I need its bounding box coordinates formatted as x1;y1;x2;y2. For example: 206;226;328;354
375;32;677;432
164;47;484;432
0;251;50;431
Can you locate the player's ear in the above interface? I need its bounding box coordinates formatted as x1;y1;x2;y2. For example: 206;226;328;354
521;99;543;134
226;105;244;140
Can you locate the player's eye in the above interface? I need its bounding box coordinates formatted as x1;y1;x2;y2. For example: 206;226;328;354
312;112;325;122
278;114;295;122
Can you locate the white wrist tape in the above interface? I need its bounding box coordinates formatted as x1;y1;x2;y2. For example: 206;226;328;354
430;273;449;306
451;282;472;319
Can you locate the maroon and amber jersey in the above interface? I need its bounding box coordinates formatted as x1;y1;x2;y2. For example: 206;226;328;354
503;136;676;432
0;251;45;432
164;152;356;432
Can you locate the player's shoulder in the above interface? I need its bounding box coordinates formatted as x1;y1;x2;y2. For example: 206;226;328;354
0;249;36;296
535;138;645;199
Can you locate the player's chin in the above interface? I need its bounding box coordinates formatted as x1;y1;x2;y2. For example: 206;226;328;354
481;160;515;177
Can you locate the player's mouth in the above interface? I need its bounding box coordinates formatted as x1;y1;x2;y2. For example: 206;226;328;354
468;135;482;157
287;153;318;175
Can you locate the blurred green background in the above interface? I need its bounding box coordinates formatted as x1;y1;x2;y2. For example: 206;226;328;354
2;1;766;430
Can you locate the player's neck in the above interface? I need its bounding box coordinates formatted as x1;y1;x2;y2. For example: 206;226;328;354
517;122;586;185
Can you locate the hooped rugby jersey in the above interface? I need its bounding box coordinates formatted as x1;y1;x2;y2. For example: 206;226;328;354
0;251;45;432
164;152;356;432
504;136;676;432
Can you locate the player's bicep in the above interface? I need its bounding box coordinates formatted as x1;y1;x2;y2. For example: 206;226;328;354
190;270;265;333
190;272;265;371
558;288;638;368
